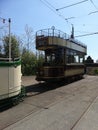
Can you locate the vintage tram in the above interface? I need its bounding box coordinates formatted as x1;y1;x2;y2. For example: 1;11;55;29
0;58;23;109
36;28;87;82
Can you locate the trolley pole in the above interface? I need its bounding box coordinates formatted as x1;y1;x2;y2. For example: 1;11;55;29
51;26;55;45
8;18;11;61
71;24;74;39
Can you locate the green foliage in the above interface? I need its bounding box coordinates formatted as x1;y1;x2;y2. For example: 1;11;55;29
0;45;3;57
3;35;20;58
21;49;45;75
21;48;37;75
94;69;98;75
1;34;45;76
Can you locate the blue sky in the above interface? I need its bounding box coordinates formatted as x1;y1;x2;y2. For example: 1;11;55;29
0;0;98;61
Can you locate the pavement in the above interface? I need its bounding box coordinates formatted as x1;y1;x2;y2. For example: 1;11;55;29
3;93;98;130
73;96;98;130
1;75;98;130
21;76;39;86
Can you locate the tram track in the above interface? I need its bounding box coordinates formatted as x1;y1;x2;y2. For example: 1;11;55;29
70;94;98;130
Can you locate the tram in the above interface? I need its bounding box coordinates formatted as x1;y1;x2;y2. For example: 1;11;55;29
36;28;87;82
0;58;23;108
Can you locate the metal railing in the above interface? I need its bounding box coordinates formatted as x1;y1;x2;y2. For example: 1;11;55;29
36;28;87;48
36;28;69;39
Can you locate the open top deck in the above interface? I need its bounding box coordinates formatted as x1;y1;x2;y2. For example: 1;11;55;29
36;28;87;54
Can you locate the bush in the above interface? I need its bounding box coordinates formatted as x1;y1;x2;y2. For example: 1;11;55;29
94;69;98;75
21;49;37;75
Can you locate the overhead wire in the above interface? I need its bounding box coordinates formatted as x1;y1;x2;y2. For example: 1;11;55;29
40;0;98;38
55;0;98;21
89;0;98;10
88;10;98;15
40;0;98;24
75;32;98;37
55;0;98;20
40;0;56;11
40;0;58;16
62;8;98;21
56;0;89;11
40;0;70;21
39;0;72;31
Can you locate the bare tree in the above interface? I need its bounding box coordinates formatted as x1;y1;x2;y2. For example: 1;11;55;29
23;24;35;52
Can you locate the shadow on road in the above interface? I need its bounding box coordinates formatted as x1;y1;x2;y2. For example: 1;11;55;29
25;77;83;96
25;82;60;96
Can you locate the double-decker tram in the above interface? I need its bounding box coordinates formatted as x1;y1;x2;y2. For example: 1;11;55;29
36;28;87;82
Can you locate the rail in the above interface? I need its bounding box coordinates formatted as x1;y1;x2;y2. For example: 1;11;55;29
36;28;69;39
36;28;87;48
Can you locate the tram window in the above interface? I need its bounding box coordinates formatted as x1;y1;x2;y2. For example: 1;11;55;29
45;54;55;62
45;49;64;65
80;57;83;63
47;56;50;62
52;54;55;59
66;49;75;63
74;55;78;63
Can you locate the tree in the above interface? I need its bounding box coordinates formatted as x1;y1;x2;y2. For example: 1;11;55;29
85;56;94;63
22;25;35;52
0;45;3;57
21;48;37;75
3;35;20;58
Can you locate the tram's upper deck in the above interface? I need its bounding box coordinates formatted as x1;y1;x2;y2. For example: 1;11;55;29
36;28;87;54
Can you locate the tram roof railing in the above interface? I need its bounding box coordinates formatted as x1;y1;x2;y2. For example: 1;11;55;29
36;28;69;39
36;28;87;49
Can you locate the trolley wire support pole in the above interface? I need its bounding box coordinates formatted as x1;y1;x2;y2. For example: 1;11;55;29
8;18;11;61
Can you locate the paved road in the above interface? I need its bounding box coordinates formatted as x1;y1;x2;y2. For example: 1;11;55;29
21;76;39;86
0;75;98;130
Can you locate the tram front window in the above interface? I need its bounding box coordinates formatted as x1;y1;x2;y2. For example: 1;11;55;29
44;54;56;65
44;49;63;66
